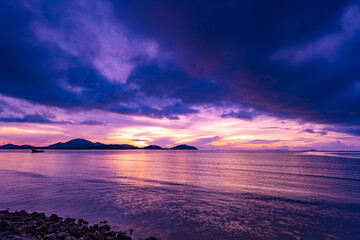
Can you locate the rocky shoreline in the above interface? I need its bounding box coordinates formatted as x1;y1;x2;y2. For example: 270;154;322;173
0;210;157;240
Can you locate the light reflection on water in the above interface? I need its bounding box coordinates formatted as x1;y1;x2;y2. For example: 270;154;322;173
0;150;359;239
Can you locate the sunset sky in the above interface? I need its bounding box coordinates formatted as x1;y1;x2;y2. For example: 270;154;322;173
0;0;360;150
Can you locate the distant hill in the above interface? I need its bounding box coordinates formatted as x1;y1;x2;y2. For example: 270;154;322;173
47;139;102;149
0;139;198;150
171;144;198;150
0;144;35;149
143;145;163;149
96;144;140;149
46;139;140;149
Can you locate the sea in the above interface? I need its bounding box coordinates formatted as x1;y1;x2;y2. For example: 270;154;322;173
0;150;359;240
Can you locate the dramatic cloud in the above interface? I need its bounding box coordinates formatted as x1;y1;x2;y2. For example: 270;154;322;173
0;0;360;148
0;0;225;120
303;129;328;135
114;0;360;134
221;110;259;121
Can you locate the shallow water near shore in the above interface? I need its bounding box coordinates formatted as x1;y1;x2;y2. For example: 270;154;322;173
0;150;359;239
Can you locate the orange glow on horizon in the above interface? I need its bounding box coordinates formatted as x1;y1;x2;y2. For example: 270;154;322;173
0;107;359;150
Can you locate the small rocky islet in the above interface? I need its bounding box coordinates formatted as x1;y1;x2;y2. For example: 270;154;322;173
0;210;157;240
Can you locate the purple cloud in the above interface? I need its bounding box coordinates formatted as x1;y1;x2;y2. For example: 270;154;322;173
0;0;359;139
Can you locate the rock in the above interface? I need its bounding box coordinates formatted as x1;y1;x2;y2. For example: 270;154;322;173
2;235;38;240
57;231;71;239
37;224;48;234
88;226;96;233
145;237;158;240
36;213;46;219
81;225;89;233
101;224;111;231
24;228;35;234
0;220;11;232
64;218;76;224
50;214;60;221
36;232;44;239
108;231;116;238
89;231;103;239
69;227;82;238
64;236;76;240
20;210;27;216
116;231;132;240
170;144;198;150
0;210;157;240
5;229;22;235
44;233;58;240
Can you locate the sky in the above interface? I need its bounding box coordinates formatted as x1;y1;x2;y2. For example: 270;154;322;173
0;0;360;150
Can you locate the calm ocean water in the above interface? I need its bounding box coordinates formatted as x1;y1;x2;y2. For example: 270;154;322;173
0;150;359;239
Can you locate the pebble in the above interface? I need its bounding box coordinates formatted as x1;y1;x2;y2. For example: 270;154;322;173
0;210;158;240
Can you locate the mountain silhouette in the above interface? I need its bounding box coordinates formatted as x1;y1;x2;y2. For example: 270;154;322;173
96;144;140;149
47;139;101;149
171;144;198;150
0;139;198;150
143;145;163;149
0;144;35;149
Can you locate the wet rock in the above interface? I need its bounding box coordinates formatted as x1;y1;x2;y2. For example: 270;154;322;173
24;228;35;234
36;232;45;238
44;233;58;240
116;231;132;240
81;225;89;233
64;218;76;224
70;227;82;238
101;224;111;231
108;231;116;238
50;214;60;221
89;231;103;239
0;220;11;232
5;229;22;235
64;236;76;240
37;224;48;234
1;210;157;240
3;236;39;240
57;231;71;239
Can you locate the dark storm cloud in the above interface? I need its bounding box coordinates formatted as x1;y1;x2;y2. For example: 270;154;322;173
0;114;69;124
1;0;360;135
221;110;259;121
304;129;316;134
0;1;122;109
127;62;231;106
114;0;360;134
0;114;104;125
77;120;104;125
0;0;223;120
303;129;328;135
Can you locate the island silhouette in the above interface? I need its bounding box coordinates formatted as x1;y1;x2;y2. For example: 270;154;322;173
0;138;198;150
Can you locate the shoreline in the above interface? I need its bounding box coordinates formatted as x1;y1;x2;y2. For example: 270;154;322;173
0;210;157;240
